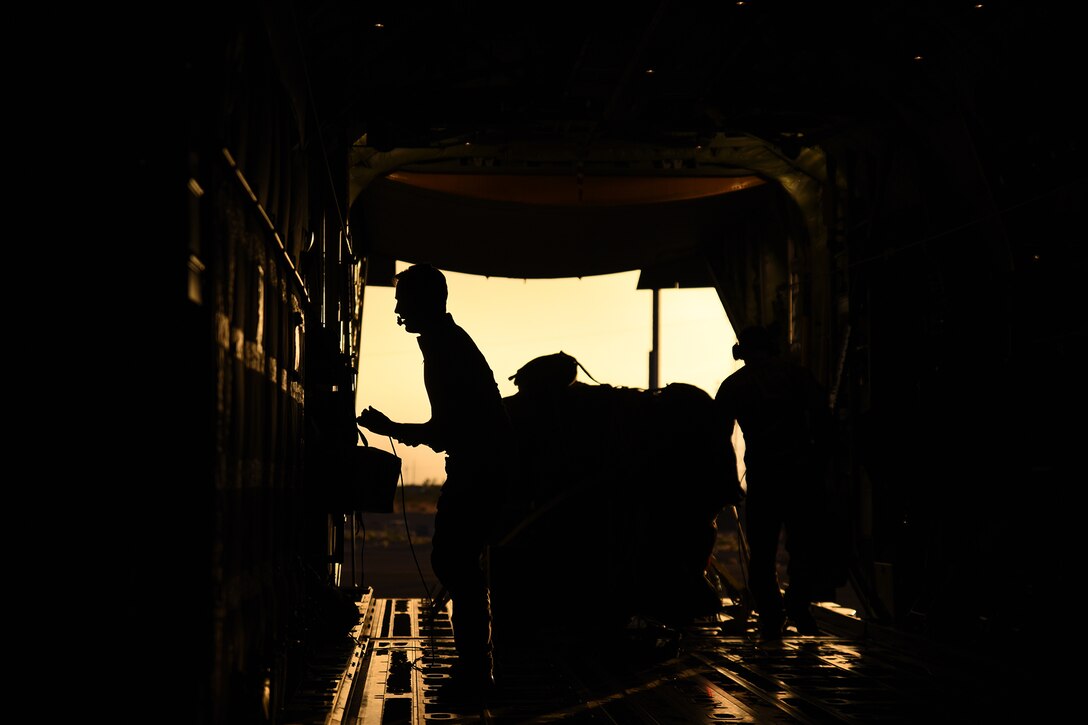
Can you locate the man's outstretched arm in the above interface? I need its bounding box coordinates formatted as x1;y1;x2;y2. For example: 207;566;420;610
357;406;439;449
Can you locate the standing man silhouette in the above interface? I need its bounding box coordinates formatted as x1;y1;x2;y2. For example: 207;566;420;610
357;263;512;702
715;325;833;640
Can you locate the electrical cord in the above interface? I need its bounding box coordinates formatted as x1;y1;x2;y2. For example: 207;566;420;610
386;437;440;668
387;437;433;601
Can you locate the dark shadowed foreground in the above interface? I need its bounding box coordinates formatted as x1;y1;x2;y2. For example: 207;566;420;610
280;486;1045;723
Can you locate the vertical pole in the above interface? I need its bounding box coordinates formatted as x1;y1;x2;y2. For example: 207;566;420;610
351;512;358;590
649;288;660;390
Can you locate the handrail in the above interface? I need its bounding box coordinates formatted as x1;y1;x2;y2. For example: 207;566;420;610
221;147;311;305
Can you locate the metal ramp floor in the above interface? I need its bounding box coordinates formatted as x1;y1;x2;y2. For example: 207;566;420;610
282;589;1040;724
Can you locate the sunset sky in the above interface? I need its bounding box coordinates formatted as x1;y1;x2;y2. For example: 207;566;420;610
356;264;743;484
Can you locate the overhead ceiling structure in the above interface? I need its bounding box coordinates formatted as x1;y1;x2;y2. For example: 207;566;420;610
348;136;822;280
316;0;857;281
273;0;1073;287
272;4;833;275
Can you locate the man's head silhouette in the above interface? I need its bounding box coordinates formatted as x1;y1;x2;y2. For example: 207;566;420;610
394;263;447;333
732;325;776;361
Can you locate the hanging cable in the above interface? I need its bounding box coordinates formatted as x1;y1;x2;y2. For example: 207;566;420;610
387;437;433;601
287;1;346;237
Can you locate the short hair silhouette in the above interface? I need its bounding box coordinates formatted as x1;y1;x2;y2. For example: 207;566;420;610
733;325;776;360
394;263;448;310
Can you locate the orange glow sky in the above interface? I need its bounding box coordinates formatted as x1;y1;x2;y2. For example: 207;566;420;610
356;264;743;484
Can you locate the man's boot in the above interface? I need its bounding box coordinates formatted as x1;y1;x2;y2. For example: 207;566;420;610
434;653;495;706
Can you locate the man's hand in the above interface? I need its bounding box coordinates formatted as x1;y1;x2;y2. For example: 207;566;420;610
356;406;395;437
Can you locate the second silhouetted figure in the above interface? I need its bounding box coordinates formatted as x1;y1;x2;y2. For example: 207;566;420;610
715;325;833;640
